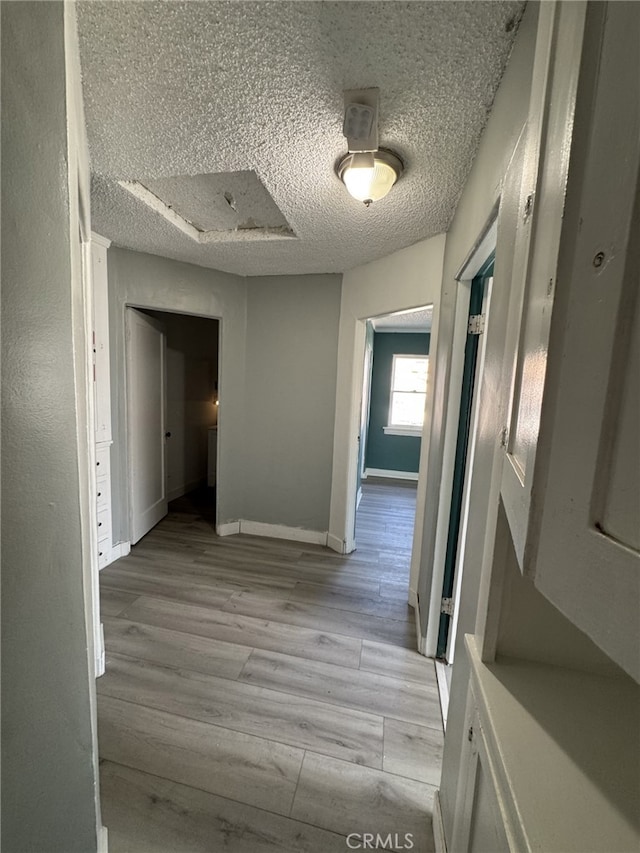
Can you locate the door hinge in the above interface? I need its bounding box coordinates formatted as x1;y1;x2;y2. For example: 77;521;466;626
441;597;455;617
467;314;485;335
500;426;509;449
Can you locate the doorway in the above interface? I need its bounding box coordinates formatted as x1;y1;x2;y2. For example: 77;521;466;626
126;307;220;543
437;257;494;662
352;306;433;603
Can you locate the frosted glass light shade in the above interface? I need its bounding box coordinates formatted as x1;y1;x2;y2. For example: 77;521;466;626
338;149;403;205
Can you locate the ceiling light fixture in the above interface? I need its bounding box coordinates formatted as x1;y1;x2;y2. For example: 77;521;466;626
337;149;403;206
338;88;404;207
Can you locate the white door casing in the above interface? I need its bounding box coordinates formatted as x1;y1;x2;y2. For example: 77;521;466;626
126;308;168;544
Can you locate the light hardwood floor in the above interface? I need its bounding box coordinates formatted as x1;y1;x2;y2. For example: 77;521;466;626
98;480;443;852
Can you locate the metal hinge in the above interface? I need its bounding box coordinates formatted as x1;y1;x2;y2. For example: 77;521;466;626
500;426;509;449
441;597;455;616
468;314;485;335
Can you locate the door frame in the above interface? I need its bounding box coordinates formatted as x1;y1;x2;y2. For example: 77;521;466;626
422;216;498;658
437;258;494;660
122;304;222;541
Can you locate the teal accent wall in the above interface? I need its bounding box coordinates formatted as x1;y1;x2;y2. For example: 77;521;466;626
365;332;430;473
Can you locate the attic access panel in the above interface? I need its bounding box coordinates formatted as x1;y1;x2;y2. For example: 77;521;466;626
121;171;295;243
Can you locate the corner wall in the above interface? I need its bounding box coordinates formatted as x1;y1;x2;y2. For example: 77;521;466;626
1;4;100;850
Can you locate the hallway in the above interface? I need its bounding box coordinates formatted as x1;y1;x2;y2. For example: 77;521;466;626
98;480;443;852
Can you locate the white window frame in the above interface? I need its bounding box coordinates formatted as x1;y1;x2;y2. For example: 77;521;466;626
384;353;428;436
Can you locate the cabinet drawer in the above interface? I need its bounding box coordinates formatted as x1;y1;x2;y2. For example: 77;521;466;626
95;446;110;474
98;541;110;569
97;508;111;541
96;476;110;510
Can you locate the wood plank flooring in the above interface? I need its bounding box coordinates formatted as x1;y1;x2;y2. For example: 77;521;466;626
98;480;443;852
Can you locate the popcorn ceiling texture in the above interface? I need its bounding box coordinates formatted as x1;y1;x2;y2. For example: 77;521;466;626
77;1;524;276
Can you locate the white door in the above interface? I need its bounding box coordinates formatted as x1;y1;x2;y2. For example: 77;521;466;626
127;308;168;544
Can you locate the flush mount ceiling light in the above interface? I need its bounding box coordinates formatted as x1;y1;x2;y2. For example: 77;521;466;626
337;149;404;206
338;88;404;207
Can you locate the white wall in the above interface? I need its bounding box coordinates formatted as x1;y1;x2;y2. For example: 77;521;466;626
328;234;446;556
107;248;246;539
1;3;100;850
429;3;540;840
243;274;342;532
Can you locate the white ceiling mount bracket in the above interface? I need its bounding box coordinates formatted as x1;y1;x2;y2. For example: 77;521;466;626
343;88;379;153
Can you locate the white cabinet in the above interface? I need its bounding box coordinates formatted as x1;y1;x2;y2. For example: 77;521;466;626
499;0;640;681
451;637;639;853
91;233;116;569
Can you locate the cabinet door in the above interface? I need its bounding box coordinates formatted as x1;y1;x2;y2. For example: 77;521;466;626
531;1;640;681
500;1;587;567
452;694;512;853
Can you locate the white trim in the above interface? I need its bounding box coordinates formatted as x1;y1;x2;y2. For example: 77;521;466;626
110;541;131;561
432;790;448;853
95;623;106;679
408;587;418;609
239;520;328;546
356;486;363;509
364;468;419;481
383;426;422;437
327;532;347;554
97;824;109;853
217;521;240;537
435;661;451;731
455;209;498;282
91;231;112;249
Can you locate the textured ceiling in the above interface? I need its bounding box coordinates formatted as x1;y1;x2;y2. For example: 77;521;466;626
77;1;524;276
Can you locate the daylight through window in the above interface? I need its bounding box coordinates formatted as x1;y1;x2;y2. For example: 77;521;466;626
388;354;428;431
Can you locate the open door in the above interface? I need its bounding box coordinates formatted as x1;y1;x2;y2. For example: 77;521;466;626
437;259;494;659
126;308;168;544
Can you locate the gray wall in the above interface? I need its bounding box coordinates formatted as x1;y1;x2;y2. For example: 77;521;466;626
107;247;247;539
243;275;342;531
1;4;99;850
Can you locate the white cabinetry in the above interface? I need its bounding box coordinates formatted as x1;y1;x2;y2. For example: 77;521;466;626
91;233;115;569
452;638;639;853
499;0;640;680
444;5;640;853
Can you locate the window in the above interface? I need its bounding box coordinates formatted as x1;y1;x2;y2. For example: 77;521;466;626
384;354;428;436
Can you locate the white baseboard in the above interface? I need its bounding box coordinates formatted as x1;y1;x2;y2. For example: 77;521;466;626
217;521;240;536
239;520;328;546
364;467;419;481
97;824;109;853
327;532;347;554
356;486;363;509
408;587;418;609
432;790;447;853
100;541;130;570
435;661;451;731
